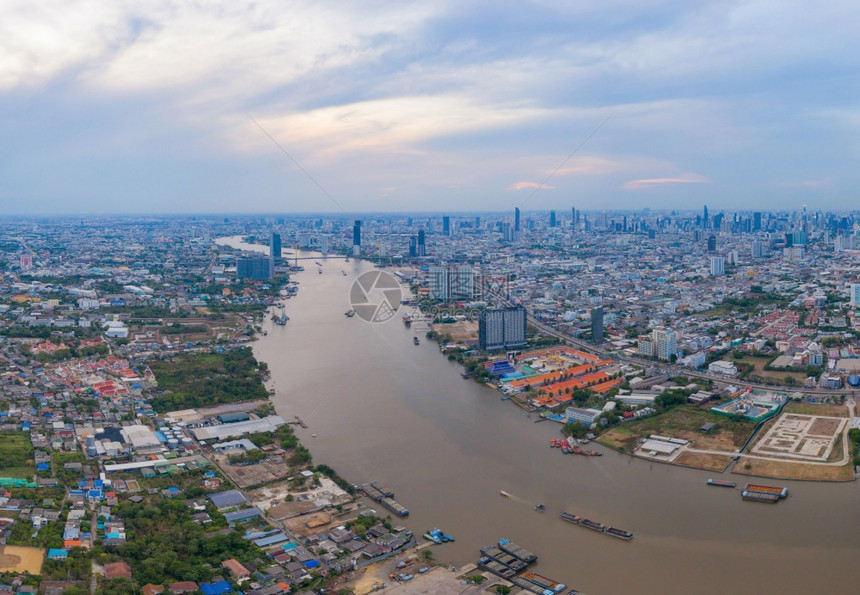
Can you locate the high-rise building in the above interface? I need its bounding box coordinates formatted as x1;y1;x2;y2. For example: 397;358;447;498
19;253;32;270
850;284;860;307
479;306;527;351
514;208;521;232
571;207;576;229
703;205;709;229
652;327;678;361
751;240;765;258
270;232;282;259
710;256;725;276
237;256;274;280
591;307;604;343
848;283;860;306
443;216;451;236
753;212;762;231
417;229;426;256
549;210;557;228
352;220;361;256
408;236;417;257
707;235;716;251
428;266;474;301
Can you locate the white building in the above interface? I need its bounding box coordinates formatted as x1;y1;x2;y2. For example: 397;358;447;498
564;407;602;426
708;360;738;377
652;327;678;361
710;256;725;276
679;351;706;368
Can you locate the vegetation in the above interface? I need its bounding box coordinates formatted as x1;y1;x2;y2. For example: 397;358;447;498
0;431;35;478
148;347;268;412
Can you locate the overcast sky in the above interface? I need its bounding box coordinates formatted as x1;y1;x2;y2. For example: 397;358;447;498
2;0;858;215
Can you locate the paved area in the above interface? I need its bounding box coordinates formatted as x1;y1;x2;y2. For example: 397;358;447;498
751;413;848;461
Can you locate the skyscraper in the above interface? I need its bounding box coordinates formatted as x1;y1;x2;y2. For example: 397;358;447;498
753;212;762;231
514;208;521;232
571;207;576;229
703;205;709;229
417;229;426;256
352;220;361;256
549;210;557;228
270;232;281;259
479;306;527;351
850;284;860;307
428;266;474;301
591;307;604;344
408;236;417;257
707;235;716;251
443;216;451;236
751;240;765;258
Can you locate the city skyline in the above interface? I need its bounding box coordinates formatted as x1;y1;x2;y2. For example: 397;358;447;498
2;1;859;215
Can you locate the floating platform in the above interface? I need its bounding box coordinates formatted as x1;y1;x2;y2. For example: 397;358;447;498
744;483;788;499
498;539;537;564
707;479;736;488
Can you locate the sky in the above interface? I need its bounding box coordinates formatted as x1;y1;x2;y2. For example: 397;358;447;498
1;0;858;215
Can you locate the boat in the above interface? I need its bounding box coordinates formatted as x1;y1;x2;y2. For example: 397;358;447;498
500;490;511;497
742;490;780;503
345;310;355;317
535;504;546;512
497;539;537;564
403;314;412;327
707;479;736;488
560;512;581;524
318;268;323;274
423;532;442;544
342;270;347;276
413;336;420;345
268;388;275;395
550;439;557;447
605;527;634;541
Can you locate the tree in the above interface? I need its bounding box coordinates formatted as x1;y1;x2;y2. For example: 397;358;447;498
561;422;588;439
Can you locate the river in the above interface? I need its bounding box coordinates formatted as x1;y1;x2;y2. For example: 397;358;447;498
218;237;860;594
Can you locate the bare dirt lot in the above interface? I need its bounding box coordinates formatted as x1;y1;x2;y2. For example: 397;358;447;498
732;457;854;481
0;545;44;574
674;451;734;471
212;452;292;488
431;321;478;342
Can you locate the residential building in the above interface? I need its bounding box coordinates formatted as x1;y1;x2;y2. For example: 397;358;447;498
479;306;527;351
652;327;678;361
237;257;274;281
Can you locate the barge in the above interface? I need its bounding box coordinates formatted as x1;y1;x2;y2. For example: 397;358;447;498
477;557;516;579
707;479;736;488
519;571;566;593
580;518;606;532
380;497;409;517
561;512;633;540
560;512;581;524
361;482;393;501
742;490;780;503
498;539;537;563
605;526;634;541
479;546;527;572
744;483;788;499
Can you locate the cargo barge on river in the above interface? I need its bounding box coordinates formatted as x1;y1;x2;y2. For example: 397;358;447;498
560;512;633;540
741;483;788;503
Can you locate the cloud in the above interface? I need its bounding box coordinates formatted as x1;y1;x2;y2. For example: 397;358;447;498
622;173;711;190
770;177;835;190
507;181;556;191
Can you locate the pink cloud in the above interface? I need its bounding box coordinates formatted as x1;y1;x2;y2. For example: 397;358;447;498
622;173;711;190
507;181;556;191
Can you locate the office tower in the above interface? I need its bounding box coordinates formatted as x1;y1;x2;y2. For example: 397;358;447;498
652;327;678;361
571;207;576;229
707;235;716;251
623;216;628;232
270;232;282;259
703;205;709;229
417;229;426;256
352;220;361;256
237;257;274;280
710;256;725;276
409;236;417;257
850;284;860;307
591;307;604;344
549;210;557;228
751;240;765;258
514;208;521;232
501;223;515;242
728;250;738;265
443;216;451;236
475;216;481;228
648;229;656;239
753;212;762;231
583;216;591;232
407;217;413;227
428;267;448;300
479;306;528;351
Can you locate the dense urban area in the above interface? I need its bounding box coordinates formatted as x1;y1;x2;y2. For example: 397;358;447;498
1;208;860;594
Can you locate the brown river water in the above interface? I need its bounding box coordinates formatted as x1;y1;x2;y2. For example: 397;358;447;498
221;240;860;594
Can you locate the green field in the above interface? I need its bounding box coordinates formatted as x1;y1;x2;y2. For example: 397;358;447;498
149;347;268;413
597;405;755;453
0;432;35;479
